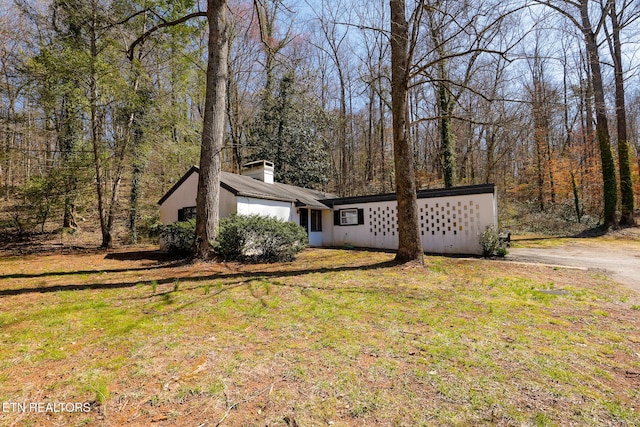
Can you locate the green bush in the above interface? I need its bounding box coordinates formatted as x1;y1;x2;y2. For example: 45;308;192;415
160;219;196;255
138;215;163;239
480;226;508;258
215;214;308;263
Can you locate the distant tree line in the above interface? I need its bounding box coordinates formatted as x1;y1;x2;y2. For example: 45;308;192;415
1;0;638;250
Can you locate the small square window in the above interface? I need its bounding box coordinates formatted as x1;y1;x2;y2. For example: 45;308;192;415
340;209;358;225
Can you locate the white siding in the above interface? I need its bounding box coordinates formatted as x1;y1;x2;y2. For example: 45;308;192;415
159;177;240;224
159;173;198;223
330;191;496;255
236;197;293;221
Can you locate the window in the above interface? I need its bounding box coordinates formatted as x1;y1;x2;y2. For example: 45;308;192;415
178;206;196;221
334;208;364;226
311;210;322;232
340;209;359;225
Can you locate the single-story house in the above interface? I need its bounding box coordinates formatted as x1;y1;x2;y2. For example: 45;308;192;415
158;160;498;255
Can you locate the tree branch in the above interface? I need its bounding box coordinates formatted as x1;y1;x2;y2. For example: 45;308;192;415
126;11;207;61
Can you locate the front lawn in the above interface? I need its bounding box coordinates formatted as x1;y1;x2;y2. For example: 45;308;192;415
0;247;638;426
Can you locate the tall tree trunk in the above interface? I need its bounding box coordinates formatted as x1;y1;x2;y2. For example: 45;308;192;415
61;95;80;229
533;82;546;211
428;9;455;188
195;0;228;259
129;162;142;243
128;85;147;244
226;40;242;174
378;75;388;193
3;102;15;200
390;0;423;265
88;3;110;248
338;66;349;196
571;170;582;223
547;139;556;205
365;83;374;182
608;4;635;226
439;78;455;188
536;144;545;210
580;1;617;227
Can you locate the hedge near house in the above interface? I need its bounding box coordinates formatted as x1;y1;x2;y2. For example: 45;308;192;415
160;219;196;255
215;214;308;263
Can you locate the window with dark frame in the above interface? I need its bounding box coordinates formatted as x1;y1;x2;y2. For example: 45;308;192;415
178;206;197;222
310;210;322;232
333;208;365;226
340;208;359;225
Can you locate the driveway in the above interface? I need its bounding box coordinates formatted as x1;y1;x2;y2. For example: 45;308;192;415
507;240;640;294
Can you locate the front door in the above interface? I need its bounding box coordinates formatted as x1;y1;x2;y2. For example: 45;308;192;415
299;208;309;234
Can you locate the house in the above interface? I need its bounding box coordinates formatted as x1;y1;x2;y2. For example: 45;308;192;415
158;160;498;255
158;160;335;247
322;184;497;255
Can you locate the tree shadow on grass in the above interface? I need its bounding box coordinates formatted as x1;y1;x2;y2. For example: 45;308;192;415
0;259;401;297
0;262;188;281
103;250;186;262
0;250;189;280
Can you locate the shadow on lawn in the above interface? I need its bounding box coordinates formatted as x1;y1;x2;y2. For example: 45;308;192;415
0;259;400;297
0;250;188;280
0;259;189;280
103;250;186;262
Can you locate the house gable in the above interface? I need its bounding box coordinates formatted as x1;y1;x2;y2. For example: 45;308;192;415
158;166;199;206
158;167;335;224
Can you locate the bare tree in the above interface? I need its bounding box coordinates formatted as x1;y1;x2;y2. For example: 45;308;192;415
126;1;227;258
226;3;261;173
604;0;639;225
194;0;229;259
390;0;423;264
309;0;352;195
534;0;617;226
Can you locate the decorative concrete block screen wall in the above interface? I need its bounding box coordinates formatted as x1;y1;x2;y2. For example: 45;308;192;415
324;184;497;255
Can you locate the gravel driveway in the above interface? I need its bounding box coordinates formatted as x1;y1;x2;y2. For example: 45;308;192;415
508;241;640;294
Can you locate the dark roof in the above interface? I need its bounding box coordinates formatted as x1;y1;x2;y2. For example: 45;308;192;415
320;183;495;207
158;166;335;209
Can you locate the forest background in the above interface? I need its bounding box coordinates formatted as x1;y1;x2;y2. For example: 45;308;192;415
1;0;639;246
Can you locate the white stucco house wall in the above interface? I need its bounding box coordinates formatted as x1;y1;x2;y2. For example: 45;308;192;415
322;185;497;255
158;160;498;255
158;161;334;247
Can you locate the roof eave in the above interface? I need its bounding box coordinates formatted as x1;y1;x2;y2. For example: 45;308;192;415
158;166;200;205
321;183;496;207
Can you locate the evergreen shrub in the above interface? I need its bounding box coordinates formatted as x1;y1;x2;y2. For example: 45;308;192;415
215;214;308;263
480;226;508;258
159;219;196;255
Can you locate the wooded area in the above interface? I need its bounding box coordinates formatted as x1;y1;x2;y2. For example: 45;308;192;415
1;0;639;249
